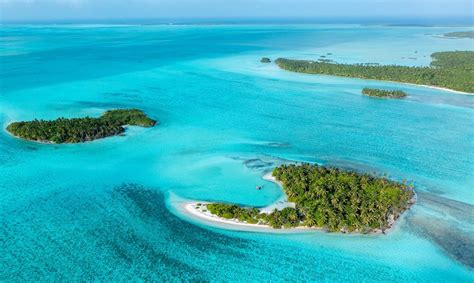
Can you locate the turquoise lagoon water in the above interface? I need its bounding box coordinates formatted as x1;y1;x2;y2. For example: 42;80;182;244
0;25;473;281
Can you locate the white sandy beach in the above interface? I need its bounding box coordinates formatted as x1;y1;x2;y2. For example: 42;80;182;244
260;172;295;213
179;200;318;233
174;172;304;233
174;171;411;235
180;199;403;235
184;202;271;229
411;84;473;95
286;71;473;95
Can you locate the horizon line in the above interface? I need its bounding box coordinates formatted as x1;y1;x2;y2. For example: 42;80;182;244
1;15;473;25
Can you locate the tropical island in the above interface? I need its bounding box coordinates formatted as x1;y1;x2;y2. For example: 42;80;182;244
6;109;157;144
260;57;271;63
275;51;474;93
195;164;415;234
362;88;407;98
443;31;474;39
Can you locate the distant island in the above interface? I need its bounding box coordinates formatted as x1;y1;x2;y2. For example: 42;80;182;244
202;164;415;233
275;51;474;93
362;88;407;98
444;31;474;39
260;57;271;63
6;109;157;144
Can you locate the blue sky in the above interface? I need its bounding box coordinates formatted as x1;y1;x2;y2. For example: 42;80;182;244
0;0;473;23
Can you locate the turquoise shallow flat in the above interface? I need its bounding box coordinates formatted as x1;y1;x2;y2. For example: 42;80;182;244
0;24;473;281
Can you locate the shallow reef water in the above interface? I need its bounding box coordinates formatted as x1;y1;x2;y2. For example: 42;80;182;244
0;24;473;281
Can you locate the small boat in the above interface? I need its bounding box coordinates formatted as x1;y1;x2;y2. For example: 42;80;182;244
256;186;262;190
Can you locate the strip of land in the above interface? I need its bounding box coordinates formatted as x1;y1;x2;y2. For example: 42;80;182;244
275;51;474;94
183;164;416;234
178;173;304;233
6;109;156;144
362;88;407;98
443;31;474;39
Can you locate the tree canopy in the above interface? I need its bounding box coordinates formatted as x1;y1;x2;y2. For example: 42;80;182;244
207;164;415;233
275;51;474;93
7;109;157;144
362;88;407;98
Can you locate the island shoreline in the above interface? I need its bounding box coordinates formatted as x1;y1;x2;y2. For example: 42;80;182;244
278;69;473;95
177;171;416;235
5;109;157;144
4;124;139;145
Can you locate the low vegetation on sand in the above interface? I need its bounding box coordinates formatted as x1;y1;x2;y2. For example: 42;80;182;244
443;31;474;39
275;51;474;93
207;164;415;233
6;109;156;144
362;88;407;98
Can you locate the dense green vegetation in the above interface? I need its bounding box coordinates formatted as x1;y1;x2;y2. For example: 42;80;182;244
6;109;156;143
444;31;474;39
206;164;415;233
260;57;271;63
362;88;407;98
100;109;156;127
207;203;300;228
259;207;301;228
275;51;474;93
207;204;260;224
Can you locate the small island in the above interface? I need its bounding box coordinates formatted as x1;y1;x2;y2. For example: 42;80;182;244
275;51;474;93
260;57;271;63
362;88;407;98
443;31;474;39
200;164;415;233
6;109;157;144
